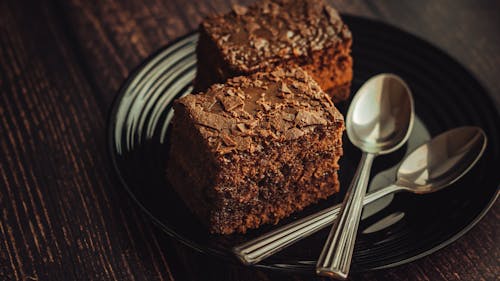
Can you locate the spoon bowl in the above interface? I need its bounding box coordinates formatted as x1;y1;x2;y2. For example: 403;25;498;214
347;74;414;154
397;126;487;194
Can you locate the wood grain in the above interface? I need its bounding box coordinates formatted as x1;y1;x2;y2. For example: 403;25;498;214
0;0;175;280
0;0;498;280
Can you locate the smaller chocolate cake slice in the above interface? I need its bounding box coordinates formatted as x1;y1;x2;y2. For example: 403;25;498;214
195;0;353;102
168;66;344;234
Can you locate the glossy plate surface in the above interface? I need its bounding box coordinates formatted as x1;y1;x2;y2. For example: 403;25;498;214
108;15;500;273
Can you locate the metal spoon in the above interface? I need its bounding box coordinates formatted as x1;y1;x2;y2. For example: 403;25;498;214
232;126;486;265
322;74;415;279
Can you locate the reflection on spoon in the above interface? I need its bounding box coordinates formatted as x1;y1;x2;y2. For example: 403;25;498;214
362;116;430;220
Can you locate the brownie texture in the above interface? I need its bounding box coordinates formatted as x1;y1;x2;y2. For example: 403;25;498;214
195;0;353;103
168;67;344;234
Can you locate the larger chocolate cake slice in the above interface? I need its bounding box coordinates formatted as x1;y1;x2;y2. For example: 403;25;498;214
167;66;344;234
195;0;353;102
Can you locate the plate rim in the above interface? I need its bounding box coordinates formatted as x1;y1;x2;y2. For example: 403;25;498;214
107;14;500;274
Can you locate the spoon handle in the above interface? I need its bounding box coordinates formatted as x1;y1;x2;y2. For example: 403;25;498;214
316;152;375;279
232;184;400;265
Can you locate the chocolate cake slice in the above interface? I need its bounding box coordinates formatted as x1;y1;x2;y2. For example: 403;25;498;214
168;67;344;234
195;0;353;102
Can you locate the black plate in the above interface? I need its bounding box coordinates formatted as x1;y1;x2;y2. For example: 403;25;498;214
108;15;500;273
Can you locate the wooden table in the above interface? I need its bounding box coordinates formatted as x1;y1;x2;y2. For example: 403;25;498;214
1;0;498;280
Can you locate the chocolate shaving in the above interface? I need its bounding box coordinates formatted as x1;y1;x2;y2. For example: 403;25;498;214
217;146;235;155
294;69;307;81
236;123;247;132
295;110;327;127
193;111;233;131
221;134;237;146
253;80;263;88
323;93;334;107
247;119;259;129
292;48;302;56
239;109;253;119
257;98;272;111
246;22;260;33
262;2;270;14
271;114;292;132
220;95;244;112
232;4;248;16
220;34;230;42
323;6;344;33
324;6;341;25
342;27;352;39
282;112;296;122
284;127;305;140
206;99;219;111
270;68;285;78
234;136;253;151
269;2;280;16
258;129;278;139
279;81;293;94
268;130;279;139
253;38;268;50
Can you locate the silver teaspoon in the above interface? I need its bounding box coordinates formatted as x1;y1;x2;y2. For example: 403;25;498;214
233;126;486;265
316;74;414;279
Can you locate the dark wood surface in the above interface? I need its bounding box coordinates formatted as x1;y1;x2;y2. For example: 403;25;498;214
0;0;498;280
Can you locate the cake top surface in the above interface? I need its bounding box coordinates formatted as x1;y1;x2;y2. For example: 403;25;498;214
201;0;351;72
176;67;344;155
